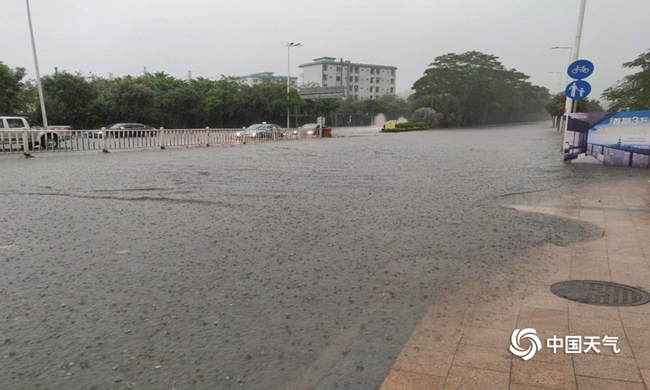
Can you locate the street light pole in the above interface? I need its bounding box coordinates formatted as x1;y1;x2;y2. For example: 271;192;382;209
286;42;302;136
25;0;48;127
551;46;573;85
559;0;587;146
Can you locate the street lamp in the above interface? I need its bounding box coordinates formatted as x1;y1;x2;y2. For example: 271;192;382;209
25;0;48;127
551;46;573;85
286;42;302;136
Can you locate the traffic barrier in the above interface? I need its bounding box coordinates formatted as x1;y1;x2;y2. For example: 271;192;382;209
0;127;323;155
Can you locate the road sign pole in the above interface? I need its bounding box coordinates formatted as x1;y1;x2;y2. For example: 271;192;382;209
561;0;587;149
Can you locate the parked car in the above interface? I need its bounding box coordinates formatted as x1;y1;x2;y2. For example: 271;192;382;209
236;123;283;141
298;123;323;136
89;123;156;138
0;116;73;149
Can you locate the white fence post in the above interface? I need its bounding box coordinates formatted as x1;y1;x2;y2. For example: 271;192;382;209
102;127;108;153
159;127;165;149
22;129;31;156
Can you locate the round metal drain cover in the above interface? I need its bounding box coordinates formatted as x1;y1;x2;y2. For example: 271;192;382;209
550;280;650;306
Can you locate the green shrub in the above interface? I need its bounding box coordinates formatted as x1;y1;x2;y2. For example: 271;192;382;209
381;121;429;132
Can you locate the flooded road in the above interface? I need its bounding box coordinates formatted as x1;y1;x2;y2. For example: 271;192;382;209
0;123;645;389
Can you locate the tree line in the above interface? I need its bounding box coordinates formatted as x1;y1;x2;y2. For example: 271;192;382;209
7;49;644;130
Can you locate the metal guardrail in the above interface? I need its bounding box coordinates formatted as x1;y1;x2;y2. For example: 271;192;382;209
587;143;650;168
0;127;322;155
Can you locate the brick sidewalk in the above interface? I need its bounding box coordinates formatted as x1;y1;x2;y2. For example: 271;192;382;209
380;179;650;390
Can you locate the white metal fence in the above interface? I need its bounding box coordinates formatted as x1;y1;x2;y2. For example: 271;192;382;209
0;127;321;155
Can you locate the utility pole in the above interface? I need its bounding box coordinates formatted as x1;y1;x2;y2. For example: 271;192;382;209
286;42;302;132
25;0;48;127
561;0;587;147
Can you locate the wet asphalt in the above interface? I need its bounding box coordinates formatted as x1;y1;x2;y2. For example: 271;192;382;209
0;123;647;390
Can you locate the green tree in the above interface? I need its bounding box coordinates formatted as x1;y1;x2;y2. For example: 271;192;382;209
602;49;650;110
411;107;441;127
413;51;550;127
0;63;32;115
107;77;156;124
38;72;98;128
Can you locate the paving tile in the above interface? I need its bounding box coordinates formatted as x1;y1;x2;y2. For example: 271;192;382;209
474;297;523;315
619;312;650;330
570;257;609;270
631;346;650;370
509;384;558;390
380;369;446;390
522;327;576;364
575;376;646;390
568;316;625;337
573;353;643;382
511;359;576;389
641;369;650;388
625;327;650;348
459;326;512;350
568;301;620;321
451;344;511;372
464;309;519;331
569;269;611;281
405;328;461;354
443;366;508;390
518;308;568;329
619;304;650;315
392;346;454;377
522;284;570;311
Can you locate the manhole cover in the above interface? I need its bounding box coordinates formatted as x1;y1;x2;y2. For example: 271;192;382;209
550;280;650;306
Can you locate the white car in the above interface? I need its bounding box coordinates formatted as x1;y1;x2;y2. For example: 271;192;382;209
0;116;72;149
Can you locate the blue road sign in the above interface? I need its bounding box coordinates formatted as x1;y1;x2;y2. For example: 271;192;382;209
567;59;594;79
565;80;591;100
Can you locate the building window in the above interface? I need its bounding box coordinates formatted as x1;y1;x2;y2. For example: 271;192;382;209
323;74;327;80
356;67;359;73
349;85;353;91
336;66;341;71
336;76;341;81
370;68;374;74
375;87;379;92
370;77;374;83
391;87;394;93
354;86;358;91
391;78;395;84
376;78;380;83
323;83;328;87
391;70;395;75
349;76;353;82
355;76;359;82
323;65;327;71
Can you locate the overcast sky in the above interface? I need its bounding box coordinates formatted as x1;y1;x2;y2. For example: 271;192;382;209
3;0;649;100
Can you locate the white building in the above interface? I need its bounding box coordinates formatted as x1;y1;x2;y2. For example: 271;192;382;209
239;72;297;87
299;57;397;99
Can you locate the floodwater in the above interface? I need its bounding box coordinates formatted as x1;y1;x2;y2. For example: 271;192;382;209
0;123;645;389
